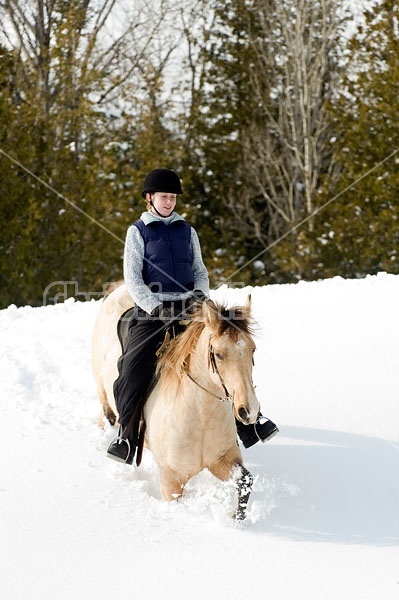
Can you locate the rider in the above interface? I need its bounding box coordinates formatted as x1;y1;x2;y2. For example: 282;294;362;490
107;168;278;464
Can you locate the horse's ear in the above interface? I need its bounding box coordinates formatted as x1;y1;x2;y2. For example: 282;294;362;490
202;299;219;330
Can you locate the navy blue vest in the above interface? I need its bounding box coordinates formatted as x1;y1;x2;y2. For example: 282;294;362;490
133;219;194;294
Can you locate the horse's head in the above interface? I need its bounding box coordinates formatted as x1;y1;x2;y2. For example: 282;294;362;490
202;296;260;425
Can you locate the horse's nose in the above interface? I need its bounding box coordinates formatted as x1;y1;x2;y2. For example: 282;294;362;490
237;406;250;424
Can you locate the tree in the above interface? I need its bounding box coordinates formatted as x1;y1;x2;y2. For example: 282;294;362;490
0;0;183;307
0;45;34;306
170;0;230;282
180;0;265;286
193;0;346;285
298;0;399;279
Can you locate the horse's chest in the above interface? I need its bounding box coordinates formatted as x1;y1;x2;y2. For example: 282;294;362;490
146;397;236;468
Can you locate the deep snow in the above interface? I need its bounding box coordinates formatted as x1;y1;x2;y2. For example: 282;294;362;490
1;273;399;600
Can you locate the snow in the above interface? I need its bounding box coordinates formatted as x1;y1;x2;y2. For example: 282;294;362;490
1;273;399;600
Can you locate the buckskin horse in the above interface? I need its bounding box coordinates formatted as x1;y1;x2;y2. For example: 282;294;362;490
92;282;260;519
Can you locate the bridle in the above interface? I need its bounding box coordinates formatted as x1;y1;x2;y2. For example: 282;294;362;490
183;338;234;404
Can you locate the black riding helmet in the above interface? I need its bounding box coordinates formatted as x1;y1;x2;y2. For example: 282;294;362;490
141;168;183;198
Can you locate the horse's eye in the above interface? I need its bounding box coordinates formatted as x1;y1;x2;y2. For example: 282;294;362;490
215;352;224;361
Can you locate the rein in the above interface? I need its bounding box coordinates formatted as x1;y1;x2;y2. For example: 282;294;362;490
183;339;233;404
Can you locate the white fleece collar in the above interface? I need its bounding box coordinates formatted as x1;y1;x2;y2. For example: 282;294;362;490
140;211;185;225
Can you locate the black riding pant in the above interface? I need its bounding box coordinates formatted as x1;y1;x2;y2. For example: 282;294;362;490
113;313;166;428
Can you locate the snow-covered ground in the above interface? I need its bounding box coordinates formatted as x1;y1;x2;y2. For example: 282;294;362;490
1;273;398;600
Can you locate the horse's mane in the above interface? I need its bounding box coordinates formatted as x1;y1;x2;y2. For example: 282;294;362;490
156;300;255;392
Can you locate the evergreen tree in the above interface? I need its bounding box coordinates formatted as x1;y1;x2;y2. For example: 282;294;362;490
299;0;399;279
0;0;181;307
0;45;33;306
193;0;345;287
184;0;266;287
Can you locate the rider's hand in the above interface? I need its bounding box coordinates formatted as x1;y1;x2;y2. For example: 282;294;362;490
187;289;207;314
192;289;207;302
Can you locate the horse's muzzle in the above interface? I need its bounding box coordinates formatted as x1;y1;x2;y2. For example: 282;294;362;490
236;406;252;425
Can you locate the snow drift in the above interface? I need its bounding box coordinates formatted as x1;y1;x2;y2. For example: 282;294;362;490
1;273;399;600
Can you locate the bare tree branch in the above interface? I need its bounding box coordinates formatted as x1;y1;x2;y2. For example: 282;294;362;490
232;0;344;248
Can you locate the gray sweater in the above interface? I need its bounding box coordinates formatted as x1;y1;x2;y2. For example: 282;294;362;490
124;211;210;314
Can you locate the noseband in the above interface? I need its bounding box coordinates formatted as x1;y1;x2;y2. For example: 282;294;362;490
184;339;233;403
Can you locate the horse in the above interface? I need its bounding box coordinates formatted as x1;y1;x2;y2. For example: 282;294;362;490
91;282;260;520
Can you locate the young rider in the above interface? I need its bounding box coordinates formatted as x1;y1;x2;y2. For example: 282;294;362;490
107;168;278;464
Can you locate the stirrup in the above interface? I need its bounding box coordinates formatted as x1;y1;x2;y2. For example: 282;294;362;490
107;436;131;463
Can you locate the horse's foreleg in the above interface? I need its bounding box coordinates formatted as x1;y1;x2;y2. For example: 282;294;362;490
232;464;253;521
209;452;253;520
159;467;186;502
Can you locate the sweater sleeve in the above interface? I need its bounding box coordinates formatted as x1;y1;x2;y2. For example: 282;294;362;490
123;225;161;315
190;227;210;297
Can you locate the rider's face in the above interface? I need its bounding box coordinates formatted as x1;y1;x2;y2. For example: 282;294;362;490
149;192;177;217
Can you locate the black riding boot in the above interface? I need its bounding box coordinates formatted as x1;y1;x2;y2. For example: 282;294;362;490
107;423;138;465
236;414;279;449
